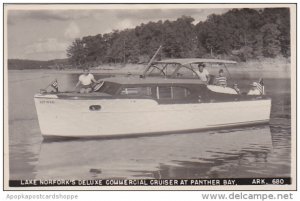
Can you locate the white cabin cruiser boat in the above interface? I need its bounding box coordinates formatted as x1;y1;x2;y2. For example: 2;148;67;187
34;59;271;139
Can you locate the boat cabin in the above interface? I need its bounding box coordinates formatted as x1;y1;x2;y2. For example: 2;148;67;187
56;76;265;104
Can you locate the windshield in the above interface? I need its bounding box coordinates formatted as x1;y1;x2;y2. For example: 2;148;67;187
98;81;121;95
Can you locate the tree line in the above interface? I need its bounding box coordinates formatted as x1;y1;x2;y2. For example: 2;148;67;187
67;8;290;67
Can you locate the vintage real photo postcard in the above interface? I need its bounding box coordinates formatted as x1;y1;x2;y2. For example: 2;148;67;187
3;3;296;190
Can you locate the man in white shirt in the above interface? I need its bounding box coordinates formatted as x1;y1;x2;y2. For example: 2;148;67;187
75;68;99;93
196;63;210;83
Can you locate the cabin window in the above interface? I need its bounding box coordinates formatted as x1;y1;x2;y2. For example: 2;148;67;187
172;87;191;99
158;87;172;99
120;87;152;96
157;86;191;99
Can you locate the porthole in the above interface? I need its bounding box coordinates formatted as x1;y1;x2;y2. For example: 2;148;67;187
89;105;101;111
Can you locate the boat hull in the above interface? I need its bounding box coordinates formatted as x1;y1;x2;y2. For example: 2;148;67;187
34;94;271;139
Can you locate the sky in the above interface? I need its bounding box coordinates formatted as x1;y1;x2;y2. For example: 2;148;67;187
7;8;229;61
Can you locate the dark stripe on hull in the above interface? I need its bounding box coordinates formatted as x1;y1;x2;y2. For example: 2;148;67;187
42;120;270;142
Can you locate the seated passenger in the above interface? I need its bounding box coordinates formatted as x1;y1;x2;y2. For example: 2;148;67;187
214;69;227;87
75;68;99;93
247;82;261;95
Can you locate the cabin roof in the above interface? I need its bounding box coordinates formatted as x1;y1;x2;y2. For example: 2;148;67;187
101;76;206;85
152;58;237;65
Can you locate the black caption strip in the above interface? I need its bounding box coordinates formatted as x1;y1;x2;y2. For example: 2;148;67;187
9;178;291;187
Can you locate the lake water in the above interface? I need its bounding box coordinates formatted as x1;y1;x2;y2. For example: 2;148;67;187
8;70;291;180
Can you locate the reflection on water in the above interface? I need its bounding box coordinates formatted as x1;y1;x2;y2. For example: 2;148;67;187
8;71;291;180
36;126;273;179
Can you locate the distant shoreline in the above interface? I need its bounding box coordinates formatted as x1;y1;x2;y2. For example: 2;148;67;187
8;56;291;79
8;69;290;80
8;61;291;79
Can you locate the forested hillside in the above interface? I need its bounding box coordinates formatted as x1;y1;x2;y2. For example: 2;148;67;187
67;8;290;67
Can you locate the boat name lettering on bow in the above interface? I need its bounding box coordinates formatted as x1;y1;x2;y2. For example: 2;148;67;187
39;100;55;104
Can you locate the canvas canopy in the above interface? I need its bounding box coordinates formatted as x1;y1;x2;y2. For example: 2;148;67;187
152;58;237;65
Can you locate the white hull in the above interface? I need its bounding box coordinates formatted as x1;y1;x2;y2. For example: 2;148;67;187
34;94;271;138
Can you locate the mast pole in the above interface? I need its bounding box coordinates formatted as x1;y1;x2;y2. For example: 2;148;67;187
142;45;162;77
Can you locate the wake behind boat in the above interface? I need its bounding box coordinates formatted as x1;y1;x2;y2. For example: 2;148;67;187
34;58;271;139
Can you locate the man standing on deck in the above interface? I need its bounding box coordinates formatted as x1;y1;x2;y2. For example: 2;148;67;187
196;63;210;84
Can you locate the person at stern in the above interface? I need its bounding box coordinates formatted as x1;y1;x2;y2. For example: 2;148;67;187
75;68;99;93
